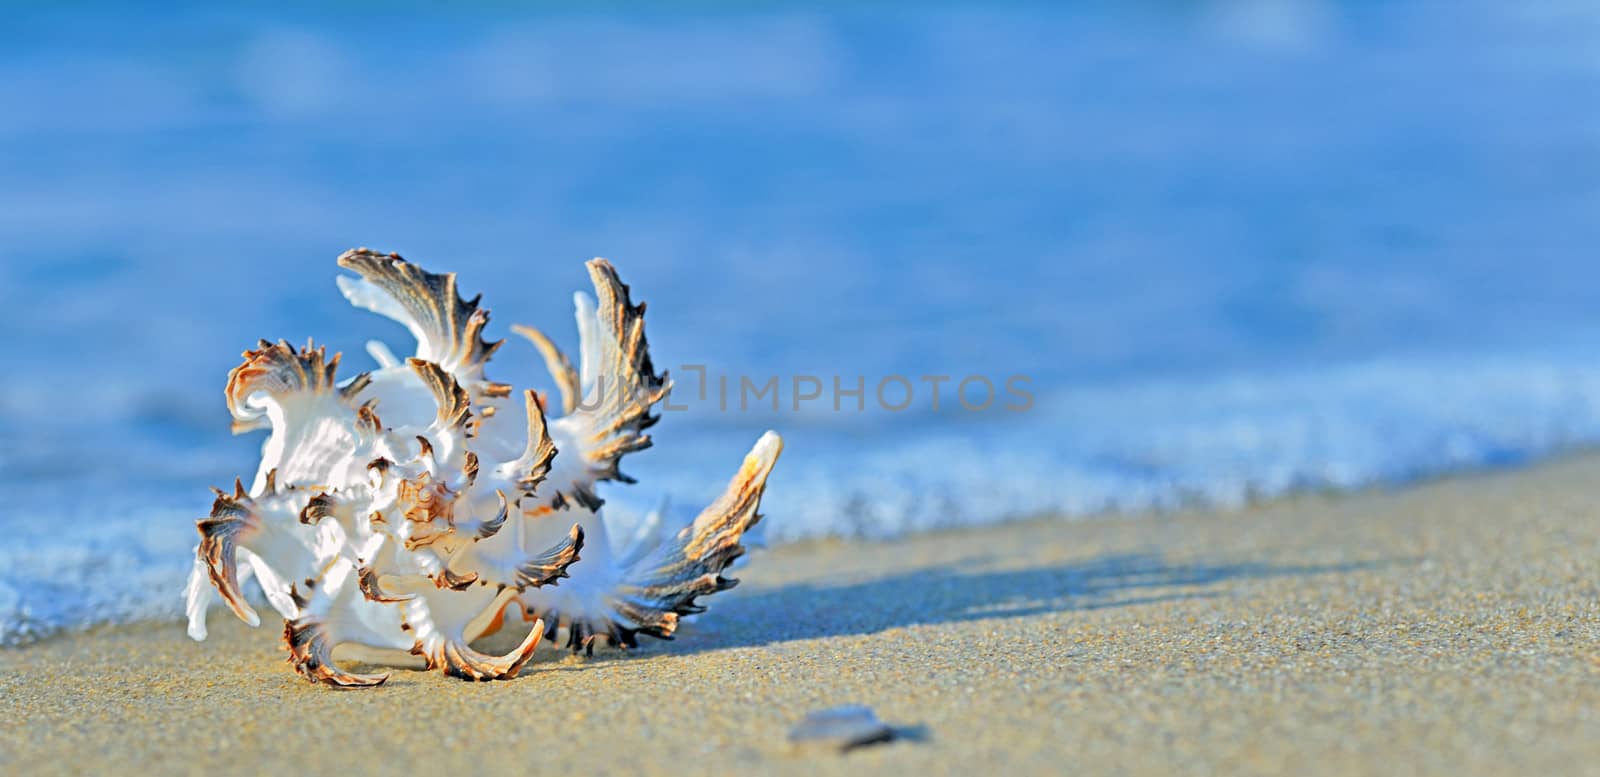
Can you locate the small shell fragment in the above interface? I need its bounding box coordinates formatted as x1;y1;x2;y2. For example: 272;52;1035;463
787;705;896;751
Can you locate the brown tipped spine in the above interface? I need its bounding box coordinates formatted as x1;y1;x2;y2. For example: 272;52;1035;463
357;566;414;603
511;323;580;415
299;492;337;525
225;339;352;433
514;524;585;591
574;259;672;484
284;619;390;689
517;389;558;494
408;358;472;432
476;489;510;540
196;493;259;625
420;618;545;682
337;248;503;372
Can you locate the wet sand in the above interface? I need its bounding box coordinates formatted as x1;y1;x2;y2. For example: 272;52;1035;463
5;455;1600;776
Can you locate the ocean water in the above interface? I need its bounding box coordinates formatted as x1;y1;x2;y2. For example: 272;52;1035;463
2;1;1598;644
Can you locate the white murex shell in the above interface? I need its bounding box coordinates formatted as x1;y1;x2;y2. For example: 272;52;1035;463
183;248;783;687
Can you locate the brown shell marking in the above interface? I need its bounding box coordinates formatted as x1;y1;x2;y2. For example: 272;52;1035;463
514;389;558;495
413;608;546;682
397;472;456;527
298;492;338;525
512;523;584;591
408;358;472;433
437;516;580;593
435;568;480;590
475;489;510;540
355;400;383;437
284;619;390;688
549;433;780;653
337;248;503;372
574;259;672;485
357;566;414;603
681;436;782;561
510;323;580;415
196;486;261;625
225;339;368;433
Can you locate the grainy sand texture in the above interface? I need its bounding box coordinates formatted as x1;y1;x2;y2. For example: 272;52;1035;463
5;455;1600;776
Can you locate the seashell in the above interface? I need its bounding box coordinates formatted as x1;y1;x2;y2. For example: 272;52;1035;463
184;249;783;687
787;705;896;751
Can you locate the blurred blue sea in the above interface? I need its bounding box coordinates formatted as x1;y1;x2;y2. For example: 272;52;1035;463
1;1;1598;643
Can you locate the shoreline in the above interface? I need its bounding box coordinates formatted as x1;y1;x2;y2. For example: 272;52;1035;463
5;454;1600;775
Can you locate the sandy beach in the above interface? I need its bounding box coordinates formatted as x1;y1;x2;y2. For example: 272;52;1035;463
5;454;1599;776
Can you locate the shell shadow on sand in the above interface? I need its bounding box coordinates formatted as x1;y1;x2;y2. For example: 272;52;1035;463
517;546;1407;659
